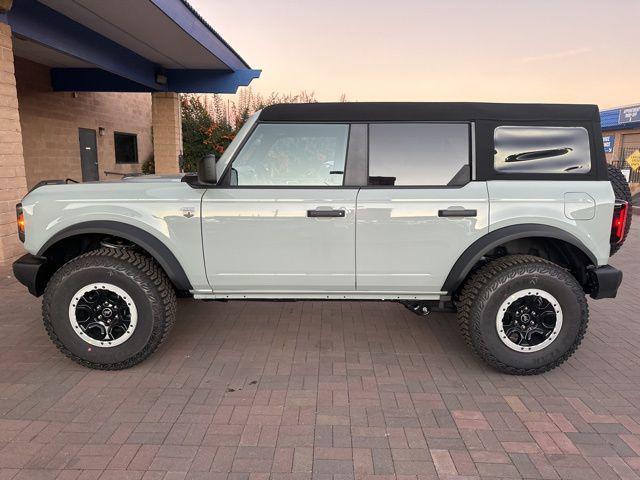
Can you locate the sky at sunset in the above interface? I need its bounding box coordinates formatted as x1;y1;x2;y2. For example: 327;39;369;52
190;0;639;109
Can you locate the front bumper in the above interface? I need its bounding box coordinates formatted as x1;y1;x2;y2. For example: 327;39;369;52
13;253;48;297
589;265;623;299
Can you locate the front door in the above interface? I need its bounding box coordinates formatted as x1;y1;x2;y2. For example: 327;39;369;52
79;128;99;182
356;122;489;293
202;122;358;293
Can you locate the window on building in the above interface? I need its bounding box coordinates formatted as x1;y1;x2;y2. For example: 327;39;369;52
114;132;139;164
230;123;349;186
367;123;470;186
494;126;591;174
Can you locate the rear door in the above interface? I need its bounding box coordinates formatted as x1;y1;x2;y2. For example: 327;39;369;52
356;123;489;293
202;122;358;293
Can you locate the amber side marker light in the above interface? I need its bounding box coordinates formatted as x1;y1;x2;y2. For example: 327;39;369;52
610;200;628;245
16;203;25;242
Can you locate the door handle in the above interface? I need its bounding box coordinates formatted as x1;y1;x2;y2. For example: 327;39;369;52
307;209;346;218
438;208;477;217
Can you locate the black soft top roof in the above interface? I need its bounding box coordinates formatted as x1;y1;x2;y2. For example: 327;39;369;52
259;102;600;123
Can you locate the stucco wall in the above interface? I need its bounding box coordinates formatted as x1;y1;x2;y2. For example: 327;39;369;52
15;57;154;188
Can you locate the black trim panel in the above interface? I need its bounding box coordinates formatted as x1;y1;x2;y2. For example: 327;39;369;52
13;253;48;297
589;265;622;299
441;224;598;293
343;124;368;186
37;221;193;291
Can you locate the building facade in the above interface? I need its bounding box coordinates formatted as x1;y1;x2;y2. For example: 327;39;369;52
0;0;259;263
600;104;640;192
16;57;154;187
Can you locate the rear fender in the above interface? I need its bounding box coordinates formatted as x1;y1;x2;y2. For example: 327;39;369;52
441;224;597;294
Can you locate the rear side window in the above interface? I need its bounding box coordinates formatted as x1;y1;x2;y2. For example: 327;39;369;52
368;123;470;186
494;126;591;174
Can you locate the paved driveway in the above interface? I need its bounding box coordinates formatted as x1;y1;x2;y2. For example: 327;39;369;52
0;223;639;480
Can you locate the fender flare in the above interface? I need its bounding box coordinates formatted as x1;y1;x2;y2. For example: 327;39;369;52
441;224;598;294
37;220;192;291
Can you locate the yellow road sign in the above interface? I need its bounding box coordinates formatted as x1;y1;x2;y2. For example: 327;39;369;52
626;150;640;172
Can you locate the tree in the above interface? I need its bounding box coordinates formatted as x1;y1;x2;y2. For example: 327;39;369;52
180;95;217;172
181;88;346;172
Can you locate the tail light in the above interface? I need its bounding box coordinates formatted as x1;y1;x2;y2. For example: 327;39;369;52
610;200;628;245
16;203;25;242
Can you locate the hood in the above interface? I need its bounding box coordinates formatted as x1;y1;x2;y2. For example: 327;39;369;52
25;174;186;199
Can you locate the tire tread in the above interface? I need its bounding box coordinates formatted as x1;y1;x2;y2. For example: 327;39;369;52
608;164;633;255
457;254;589;375
42;248;177;370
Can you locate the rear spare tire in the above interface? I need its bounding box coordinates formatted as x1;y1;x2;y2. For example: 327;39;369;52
608;164;632;255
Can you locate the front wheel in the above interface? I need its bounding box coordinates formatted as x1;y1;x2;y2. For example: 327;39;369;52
457;255;588;375
43;248;177;370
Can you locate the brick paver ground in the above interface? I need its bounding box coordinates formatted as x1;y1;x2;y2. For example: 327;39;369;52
0;222;638;480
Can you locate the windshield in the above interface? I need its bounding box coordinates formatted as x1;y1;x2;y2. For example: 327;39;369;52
215;111;261;180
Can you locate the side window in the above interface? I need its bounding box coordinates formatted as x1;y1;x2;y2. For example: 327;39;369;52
368;123;470;186
494;126;591;174
230;123;349;186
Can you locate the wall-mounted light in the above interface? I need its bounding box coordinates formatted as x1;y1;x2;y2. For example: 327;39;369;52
155;73;168;85
98;127;106;136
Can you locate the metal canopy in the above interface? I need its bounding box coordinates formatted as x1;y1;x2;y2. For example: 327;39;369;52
4;0;260;93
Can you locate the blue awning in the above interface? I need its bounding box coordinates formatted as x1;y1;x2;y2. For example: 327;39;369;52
2;0;260;93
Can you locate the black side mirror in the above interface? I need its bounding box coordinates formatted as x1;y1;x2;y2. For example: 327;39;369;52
197;154;218;185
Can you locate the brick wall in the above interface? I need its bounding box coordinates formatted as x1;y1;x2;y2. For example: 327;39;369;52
15;57;154;188
0;22;27;263
152;92;182;174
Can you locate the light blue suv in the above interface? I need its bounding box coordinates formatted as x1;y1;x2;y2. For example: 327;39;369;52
13;102;631;374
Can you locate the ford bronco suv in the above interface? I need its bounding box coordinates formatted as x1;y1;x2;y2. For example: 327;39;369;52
13;103;631;374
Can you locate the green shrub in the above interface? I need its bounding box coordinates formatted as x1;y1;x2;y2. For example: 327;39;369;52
181;89;329;172
141;155;155;175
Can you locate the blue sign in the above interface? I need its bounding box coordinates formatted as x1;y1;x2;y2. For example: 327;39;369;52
603;135;615;153
618;105;640;124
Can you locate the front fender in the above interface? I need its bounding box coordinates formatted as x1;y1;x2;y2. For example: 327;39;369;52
37;220;193;291
21;181;207;292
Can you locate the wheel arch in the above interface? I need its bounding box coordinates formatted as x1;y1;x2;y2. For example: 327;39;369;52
37;220;192;293
442;224;598;295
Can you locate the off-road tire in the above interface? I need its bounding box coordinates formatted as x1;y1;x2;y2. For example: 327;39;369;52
457;255;588;375
43;248;177;370
608;164;632;255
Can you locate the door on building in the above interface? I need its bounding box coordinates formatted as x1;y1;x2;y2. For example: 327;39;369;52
78;128;99;182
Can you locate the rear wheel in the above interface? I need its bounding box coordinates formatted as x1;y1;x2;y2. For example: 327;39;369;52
608;164;632;255
43;248;176;369
457;255;588;375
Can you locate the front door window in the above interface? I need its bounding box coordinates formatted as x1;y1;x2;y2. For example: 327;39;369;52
230;123;349;186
